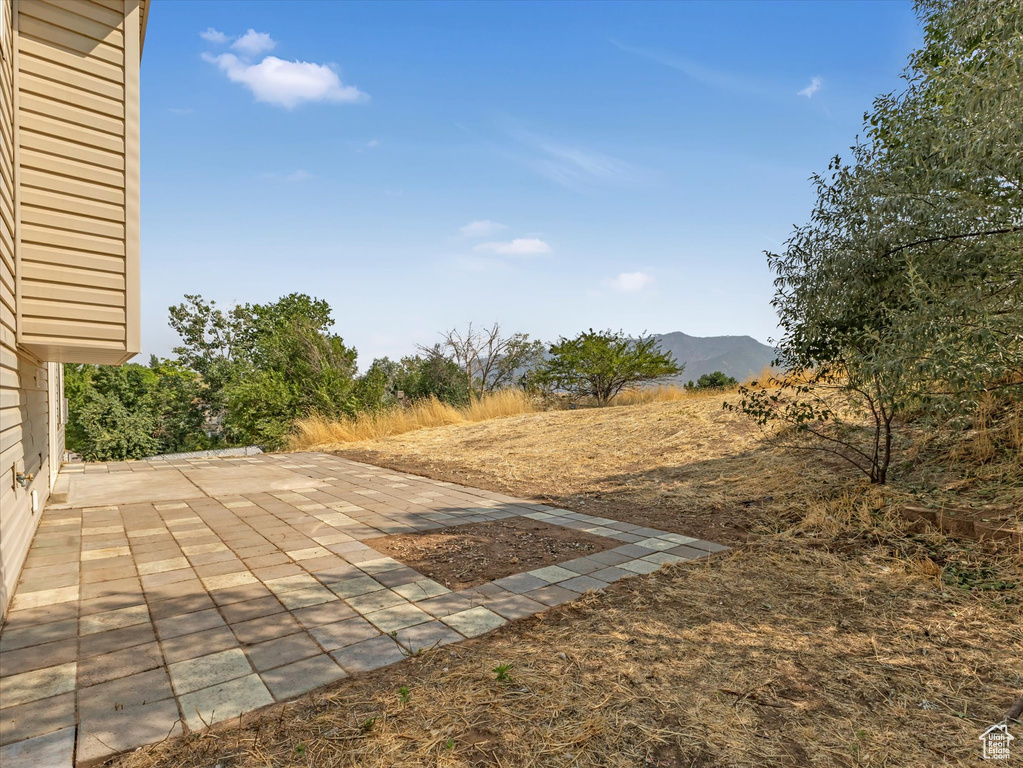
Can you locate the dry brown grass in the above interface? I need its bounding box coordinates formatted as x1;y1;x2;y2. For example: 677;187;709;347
116;396;1023;768
290;384;739;451
289;390;540;449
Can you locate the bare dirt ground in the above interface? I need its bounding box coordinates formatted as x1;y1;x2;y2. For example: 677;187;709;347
117;396;1023;768
365;517;619;590
343;397;767;546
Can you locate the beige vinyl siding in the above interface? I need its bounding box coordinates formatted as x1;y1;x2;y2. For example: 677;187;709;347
14;0;139;365
0;0;56;618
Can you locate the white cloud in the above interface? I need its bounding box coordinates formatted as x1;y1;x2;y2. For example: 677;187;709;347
798;76;824;98
232;29;276;57
459;220;506;238
604;271;653;293
200;27;228;44
473;238;552;256
366;139;380;148
202;52;368;109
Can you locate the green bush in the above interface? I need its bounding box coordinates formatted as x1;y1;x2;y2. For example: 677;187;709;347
686;371;738;390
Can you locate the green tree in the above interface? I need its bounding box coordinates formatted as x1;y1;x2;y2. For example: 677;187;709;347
148;357;213;453
65;359;212;461
168;294;245;426
686;371;738;390
223;295;360;448
732;0;1023;484
394;355;471;405
64;364;161;461
540;329;682;406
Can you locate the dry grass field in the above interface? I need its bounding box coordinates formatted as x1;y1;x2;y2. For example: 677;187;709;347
118;394;1022;768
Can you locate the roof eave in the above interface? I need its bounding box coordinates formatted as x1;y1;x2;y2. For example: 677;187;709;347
140;0;150;57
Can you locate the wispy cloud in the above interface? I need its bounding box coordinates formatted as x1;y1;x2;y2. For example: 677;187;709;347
262;169;314;182
798;76;824;98
366;139;380;148
232;29;276;57
201;28;367;109
459;220;506;238
604;271;653;293
611;39;770;97
473;238;552;256
507;127;650;192
200;27;228;44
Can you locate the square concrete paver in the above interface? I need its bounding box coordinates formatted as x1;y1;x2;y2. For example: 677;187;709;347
260;654;347;700
168;648;253;695
0;451;726;767
0;727;76;768
330;635;406;672
442;606;507;638
178;674;274;730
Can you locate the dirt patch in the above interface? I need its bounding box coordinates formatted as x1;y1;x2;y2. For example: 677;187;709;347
364;516;619;590
333;398;776;546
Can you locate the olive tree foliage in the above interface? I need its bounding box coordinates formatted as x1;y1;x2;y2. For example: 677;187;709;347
422;322;546;400
539;329;682;406
730;0;1023;484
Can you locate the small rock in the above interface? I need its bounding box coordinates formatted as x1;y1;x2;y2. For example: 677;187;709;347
556;652;567;660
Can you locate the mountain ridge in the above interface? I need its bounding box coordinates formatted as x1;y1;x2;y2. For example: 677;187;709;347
649;331;776;382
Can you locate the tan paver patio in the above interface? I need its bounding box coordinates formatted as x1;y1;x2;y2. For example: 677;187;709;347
0;452;726;767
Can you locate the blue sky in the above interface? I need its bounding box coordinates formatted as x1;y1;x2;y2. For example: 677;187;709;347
140;0;921;366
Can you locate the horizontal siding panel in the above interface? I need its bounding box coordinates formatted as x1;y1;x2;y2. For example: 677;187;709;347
21;313;126;340
20;51;124;102
20;147;123;189
21;166;125;206
38;0;126;32
18;15;123;66
22;261;125;292
22;280;124;308
20;72;124;120
22;243;124;275
21;205;125;240
20;222;125;257
20;130;124;172
18;34;123;84
20;92;124;139
20;187;123;223
23;297;125;326
20;1;124;50
20;111;124;155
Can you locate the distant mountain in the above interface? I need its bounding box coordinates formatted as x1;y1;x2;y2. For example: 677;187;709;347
649;332;777;383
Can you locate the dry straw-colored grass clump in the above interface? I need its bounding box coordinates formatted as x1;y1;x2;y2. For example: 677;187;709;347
290;383;745;451
290;389;540;449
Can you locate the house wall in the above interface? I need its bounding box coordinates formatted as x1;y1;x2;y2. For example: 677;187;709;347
14;0;139;365
0;0;62;618
0;0;145;617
